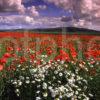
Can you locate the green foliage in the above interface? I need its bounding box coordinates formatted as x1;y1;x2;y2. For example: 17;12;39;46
0;44;6;58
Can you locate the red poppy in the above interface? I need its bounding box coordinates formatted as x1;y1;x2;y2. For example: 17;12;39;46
30;54;35;61
0;57;7;64
46;47;53;55
17;47;21;51
97;50;100;56
20;57;27;63
0;65;3;71
7;47;13;51
47;50;53;55
55;50;70;61
59;50;68;56
71;51;77;58
4;53;11;58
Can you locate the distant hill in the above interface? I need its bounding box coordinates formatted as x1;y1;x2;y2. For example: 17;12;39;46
0;27;100;35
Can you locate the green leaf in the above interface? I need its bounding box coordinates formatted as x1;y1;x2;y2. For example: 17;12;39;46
0;44;6;58
6;58;14;67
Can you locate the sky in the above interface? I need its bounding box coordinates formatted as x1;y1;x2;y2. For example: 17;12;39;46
0;0;100;30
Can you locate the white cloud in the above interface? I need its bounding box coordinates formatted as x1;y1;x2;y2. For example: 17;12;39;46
0;16;81;30
0;0;39;17
45;0;100;19
0;0;25;13
33;17;64;28
44;0;100;30
81;0;100;18
0;15;35;25
0;15;100;31
0;15;64;29
27;6;39;17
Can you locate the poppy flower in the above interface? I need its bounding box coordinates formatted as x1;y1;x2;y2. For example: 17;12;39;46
47;50;53;55
0;65;3;71
0;58;7;64
4;53;11;58
55;54;70;61
30;54;35;61
71;51;77;58
20;57;27;63
7;47;13;51
97;50;100;56
17;47;21;51
55;50;70;61
46;47;54;55
59;50;67;56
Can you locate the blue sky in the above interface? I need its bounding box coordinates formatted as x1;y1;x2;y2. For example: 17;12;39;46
0;0;100;30
0;0;72;29
23;0;71;17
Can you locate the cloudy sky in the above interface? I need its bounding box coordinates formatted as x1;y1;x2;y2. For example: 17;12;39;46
0;0;100;30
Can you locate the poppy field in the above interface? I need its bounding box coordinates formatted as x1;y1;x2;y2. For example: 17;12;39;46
0;32;100;100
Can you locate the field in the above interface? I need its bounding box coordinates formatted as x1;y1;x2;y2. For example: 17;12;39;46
0;31;100;100
0;31;99;60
